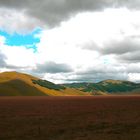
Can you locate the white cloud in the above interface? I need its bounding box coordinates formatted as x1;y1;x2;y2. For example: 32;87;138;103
2;46;36;67
128;73;140;83
0;35;6;45
0;35;37;68
35;8;140;83
37;8;140;53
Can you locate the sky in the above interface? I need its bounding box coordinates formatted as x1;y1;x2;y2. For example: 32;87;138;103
0;0;140;83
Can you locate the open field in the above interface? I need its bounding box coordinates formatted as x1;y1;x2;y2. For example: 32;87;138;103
0;96;140;140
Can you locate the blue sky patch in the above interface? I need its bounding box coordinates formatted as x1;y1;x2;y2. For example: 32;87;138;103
0;28;42;52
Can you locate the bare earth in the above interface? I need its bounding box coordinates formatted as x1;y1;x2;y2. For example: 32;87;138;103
0;96;140;140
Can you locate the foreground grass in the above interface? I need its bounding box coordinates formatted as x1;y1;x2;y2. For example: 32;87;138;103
0;96;140;140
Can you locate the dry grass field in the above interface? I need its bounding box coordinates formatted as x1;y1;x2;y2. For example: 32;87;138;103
0;96;140;140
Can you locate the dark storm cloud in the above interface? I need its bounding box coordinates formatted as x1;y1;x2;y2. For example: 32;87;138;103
118;51;140;63
126;64;140;73
1;0;139;27
99;37;140;63
65;71;128;83
64;66;128;83
81;36;140;59
0;51;6;67
118;0;140;9
101;37;140;55
33;61;73;74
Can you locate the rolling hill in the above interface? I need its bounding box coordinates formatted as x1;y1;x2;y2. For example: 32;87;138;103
0;71;89;96
62;79;140;95
0;71;140;96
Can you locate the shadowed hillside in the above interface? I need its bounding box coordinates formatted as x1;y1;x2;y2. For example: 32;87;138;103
32;79;66;91
0;79;45;96
0;71;89;96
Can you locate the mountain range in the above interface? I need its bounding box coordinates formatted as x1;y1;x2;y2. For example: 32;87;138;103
62;80;140;95
0;71;140;96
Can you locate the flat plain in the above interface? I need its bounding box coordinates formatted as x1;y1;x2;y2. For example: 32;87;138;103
0;96;140;140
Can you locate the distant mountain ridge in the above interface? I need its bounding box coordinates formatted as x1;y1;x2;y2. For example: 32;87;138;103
62;79;140;95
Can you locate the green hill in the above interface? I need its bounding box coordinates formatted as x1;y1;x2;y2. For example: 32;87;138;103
62;80;140;95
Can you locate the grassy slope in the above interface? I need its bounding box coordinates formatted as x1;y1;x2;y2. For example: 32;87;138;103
0;80;45;96
62;80;140;95
1;71;139;96
0;71;89;96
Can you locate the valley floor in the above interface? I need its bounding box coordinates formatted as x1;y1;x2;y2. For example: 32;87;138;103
0;96;140;140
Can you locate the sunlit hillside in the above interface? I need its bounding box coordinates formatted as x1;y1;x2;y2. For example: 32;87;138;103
0;71;90;96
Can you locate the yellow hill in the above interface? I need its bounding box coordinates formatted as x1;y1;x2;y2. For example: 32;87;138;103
0;71;90;96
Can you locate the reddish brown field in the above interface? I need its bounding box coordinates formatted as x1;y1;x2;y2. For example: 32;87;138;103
0;96;140;140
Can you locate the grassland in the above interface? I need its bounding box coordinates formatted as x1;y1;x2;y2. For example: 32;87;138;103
0;72;89;96
0;96;140;140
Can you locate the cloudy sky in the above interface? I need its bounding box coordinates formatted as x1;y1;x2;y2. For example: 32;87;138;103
0;0;140;83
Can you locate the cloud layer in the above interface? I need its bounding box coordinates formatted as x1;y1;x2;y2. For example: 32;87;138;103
0;1;140;83
0;51;6;67
1;0;140;30
33;61;73;74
